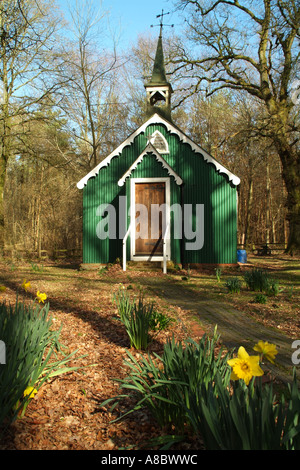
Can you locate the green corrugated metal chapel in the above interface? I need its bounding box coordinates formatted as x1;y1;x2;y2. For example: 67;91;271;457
77;28;240;270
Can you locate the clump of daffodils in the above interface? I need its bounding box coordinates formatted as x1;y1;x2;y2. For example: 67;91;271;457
227;341;278;385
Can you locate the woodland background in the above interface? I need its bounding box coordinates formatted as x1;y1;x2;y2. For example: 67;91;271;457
1;0;298;260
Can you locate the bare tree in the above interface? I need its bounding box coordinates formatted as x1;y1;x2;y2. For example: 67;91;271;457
5;104;82;258
55;0;126;170
172;0;300;253
0;0;62;245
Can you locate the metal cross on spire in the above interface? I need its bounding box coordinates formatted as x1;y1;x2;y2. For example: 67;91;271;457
151;9;174;34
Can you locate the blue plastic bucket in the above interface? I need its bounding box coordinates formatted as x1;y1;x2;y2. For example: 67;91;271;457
237;249;247;263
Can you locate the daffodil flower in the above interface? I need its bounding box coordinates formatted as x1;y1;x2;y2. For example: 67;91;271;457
227;346;264;385
22;279;31;292
253;341;278;364
36;291;47;303
23;386;38;398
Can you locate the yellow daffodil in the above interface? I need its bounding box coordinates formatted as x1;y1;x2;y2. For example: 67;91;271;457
23;386;38;398
22;279;31;292
36;291;47;303
227;346;264;385
253;340;278;364
0;286;6;292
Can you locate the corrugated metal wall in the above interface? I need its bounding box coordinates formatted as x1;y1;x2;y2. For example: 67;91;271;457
82;123;237;264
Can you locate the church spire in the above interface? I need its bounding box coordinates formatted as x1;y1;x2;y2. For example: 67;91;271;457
148;25;168;86
145;19;173;121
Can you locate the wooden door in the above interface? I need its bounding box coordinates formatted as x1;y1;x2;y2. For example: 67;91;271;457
135;182;165;256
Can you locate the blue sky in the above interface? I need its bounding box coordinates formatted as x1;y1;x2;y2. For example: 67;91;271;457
57;0;183;49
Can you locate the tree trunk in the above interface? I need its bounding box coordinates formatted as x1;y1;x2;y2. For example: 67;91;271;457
244;177;254;248
274;133;300;255
0;44;11;248
282;166;300;255
266;156;270;245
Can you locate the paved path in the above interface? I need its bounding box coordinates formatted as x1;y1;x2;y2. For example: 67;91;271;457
132;274;298;384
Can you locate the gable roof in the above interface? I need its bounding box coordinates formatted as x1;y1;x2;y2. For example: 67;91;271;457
117;143;183;187
76;113;240;189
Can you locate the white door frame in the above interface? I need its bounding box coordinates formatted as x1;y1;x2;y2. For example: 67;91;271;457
130;177;171;261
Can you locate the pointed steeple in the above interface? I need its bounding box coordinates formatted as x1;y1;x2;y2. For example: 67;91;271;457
145;26;173;121
148;26;168;86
